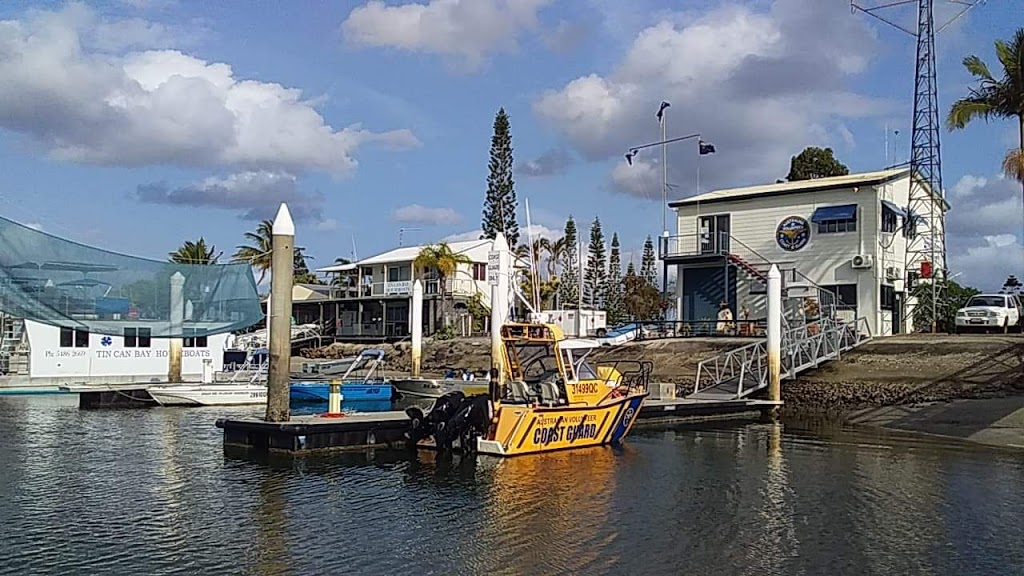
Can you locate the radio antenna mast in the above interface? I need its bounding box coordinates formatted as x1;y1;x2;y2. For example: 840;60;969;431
850;0;986;333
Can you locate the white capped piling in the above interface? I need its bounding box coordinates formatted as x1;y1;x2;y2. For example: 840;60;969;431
168;271;185;383
265;203;294;423
767;264;782;406
411;278;424;377
489;232;510;396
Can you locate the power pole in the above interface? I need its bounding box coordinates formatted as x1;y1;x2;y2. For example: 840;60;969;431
851;0;985;333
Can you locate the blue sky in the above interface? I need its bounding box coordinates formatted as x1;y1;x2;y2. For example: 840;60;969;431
0;0;1019;289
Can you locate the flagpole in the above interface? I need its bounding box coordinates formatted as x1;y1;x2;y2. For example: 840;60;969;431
661;106;668;235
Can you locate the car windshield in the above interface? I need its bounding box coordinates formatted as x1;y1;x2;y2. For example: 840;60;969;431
966;296;1007;308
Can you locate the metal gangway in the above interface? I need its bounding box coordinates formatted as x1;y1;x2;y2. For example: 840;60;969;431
690;317;872;400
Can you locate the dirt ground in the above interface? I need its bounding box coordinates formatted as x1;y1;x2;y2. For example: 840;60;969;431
301;336;759;385
785;333;1024;413
302;333;1024;416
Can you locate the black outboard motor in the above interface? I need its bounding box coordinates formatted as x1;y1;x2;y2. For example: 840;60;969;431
446;394;492;453
405;391;491;453
405;391;465;444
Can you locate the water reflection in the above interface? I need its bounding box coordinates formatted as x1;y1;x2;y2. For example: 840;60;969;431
3;396;1024;575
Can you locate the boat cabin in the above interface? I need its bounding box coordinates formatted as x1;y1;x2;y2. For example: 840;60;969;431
499;323;623;407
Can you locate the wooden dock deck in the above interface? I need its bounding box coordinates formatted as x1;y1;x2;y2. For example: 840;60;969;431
217;397;780;455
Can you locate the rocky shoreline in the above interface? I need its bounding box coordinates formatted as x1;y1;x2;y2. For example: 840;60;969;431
301;336;761;385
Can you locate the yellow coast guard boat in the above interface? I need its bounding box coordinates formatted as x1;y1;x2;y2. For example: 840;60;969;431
405;322;652;457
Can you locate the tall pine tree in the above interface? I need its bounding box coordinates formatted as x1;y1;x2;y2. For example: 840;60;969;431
481;108;520;248
557;216;580;309
604;232;624;324
639;236;658;288
583;217;607;309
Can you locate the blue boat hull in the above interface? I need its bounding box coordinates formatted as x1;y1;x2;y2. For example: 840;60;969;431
289;381;393;403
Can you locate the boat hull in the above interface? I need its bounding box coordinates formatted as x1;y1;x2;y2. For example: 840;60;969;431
477;393;647;457
289;381;393;403
391;378;488;398
148;384;268;406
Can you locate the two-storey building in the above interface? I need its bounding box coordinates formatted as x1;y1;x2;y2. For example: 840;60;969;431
662;169;948;337
312;239;494;339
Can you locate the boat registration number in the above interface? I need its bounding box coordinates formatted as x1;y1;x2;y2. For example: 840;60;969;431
573;382;599;395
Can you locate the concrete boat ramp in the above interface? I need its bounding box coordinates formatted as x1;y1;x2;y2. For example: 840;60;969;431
216;396;780;455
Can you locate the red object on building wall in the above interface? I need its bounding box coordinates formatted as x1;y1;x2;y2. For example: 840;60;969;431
921;261;933;279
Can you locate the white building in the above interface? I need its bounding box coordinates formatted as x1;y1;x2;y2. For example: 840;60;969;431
0;318;230;386
663;169;948;337
314;239;495;339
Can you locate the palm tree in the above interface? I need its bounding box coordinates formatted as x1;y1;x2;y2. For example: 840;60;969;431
518;237;551;281
546;236;566;279
233;219;273;283
233;219;312;284
413;243;472;327
1005;148;1024;183
947;28;1024;237
169;238;219;264
330;257;353;287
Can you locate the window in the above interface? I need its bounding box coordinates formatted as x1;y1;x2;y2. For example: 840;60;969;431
473;262;487;281
184;329;208;348
881;208;899;233
387;265;411;282
880;285;897;311
819;284;857;309
817;219;856;234
811;204;857;234
60;327;89;348
966;295;1009;308
123;327;152;348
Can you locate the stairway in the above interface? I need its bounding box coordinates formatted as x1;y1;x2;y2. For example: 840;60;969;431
0;317;25;375
726;253;767;283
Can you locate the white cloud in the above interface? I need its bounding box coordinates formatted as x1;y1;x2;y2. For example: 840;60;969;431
443;224;561;244
341;0;552;71
135;170;330;224
0;4;419;175
611;158;660;200
533;0;890;199
391;204;463;225
946;173;1024;291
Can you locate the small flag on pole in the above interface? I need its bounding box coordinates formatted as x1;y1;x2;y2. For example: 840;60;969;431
656;101;670;122
699;140;716;155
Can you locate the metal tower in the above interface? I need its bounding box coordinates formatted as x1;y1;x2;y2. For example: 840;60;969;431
851;0;985;332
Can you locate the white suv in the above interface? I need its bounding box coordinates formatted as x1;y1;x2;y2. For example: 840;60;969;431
954;294;1022;334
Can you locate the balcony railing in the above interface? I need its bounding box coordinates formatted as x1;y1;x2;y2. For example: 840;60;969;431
658;232;731;259
329;278;481;300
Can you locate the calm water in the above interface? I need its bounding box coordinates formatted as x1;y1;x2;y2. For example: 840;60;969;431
2;395;1024;576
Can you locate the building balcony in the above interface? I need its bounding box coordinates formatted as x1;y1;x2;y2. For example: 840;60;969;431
329;278;482;300
659;233;732;262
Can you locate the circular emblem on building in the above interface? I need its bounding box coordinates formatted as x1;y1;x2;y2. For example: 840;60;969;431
776;216;810;252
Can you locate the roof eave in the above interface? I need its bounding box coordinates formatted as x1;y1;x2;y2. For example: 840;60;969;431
668;170;909;208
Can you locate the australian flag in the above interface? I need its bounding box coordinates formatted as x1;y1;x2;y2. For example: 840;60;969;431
699;140;716;155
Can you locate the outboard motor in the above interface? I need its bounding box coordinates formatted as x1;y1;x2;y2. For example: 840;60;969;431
446;394;493;453
405;391;465;445
405;391;492;453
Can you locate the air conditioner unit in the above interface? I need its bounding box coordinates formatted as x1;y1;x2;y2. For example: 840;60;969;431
851;254;874;269
886;266;902;280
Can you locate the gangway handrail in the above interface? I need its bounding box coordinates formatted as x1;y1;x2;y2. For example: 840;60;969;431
691;316;872;398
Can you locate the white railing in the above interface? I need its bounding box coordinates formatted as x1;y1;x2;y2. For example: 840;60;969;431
334;278;481;299
692;317;872;399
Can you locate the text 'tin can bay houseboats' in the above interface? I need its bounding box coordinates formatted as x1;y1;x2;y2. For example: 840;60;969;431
406;321;652;457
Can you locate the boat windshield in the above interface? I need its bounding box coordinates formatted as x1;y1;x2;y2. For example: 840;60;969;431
506;341;560;383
